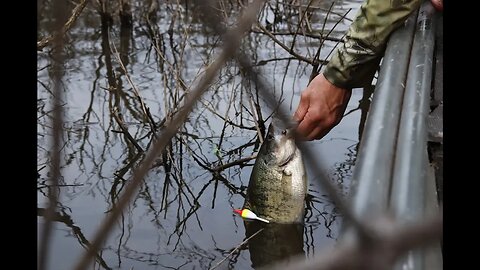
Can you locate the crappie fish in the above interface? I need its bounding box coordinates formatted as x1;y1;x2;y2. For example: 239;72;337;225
243;120;307;223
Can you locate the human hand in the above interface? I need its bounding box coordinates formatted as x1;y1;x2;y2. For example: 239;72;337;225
430;0;443;11
293;73;352;141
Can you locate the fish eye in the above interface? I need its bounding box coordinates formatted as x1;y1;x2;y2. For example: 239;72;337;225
282;129;287;135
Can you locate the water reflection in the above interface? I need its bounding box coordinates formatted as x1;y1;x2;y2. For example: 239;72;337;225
37;1;365;269
244;221;304;268
37;207;113;270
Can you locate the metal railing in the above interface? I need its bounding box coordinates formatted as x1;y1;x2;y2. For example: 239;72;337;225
341;1;442;269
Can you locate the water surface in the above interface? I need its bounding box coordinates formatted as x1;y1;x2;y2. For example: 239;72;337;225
37;1;370;269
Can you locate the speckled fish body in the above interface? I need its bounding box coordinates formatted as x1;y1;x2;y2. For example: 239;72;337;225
244;121;307;223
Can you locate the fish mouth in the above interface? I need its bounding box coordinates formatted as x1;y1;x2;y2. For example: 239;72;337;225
276;147;296;167
275;134;297;167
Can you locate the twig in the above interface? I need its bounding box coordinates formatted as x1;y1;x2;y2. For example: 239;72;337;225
197;98;257;131
255;24;316;65
37;79;54;97
37;165;47;172
311;2;334;78
111;109;144;153
311;5;351;79
277;1;353;22
252;30;344;42
110;39;158;136
211;154;257;171
215;72;240;159
255;57;327;66
72;2;266;269
289;0;315;52
215;174;246;198
318;32;347;72
247;91;265;144
37;0;89;50
316;7;352;72
209;227;265;270
180;139;248;196
147;0;158;19
37;184;84;190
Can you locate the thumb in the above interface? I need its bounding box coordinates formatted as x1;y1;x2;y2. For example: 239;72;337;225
294;93;309;122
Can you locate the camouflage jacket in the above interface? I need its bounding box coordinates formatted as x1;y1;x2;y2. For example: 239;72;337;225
323;0;422;89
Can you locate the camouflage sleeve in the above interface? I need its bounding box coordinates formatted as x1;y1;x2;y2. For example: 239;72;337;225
323;0;422;89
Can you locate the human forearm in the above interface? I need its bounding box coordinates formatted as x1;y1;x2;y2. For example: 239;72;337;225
323;0;422;89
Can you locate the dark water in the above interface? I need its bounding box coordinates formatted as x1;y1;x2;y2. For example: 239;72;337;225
37;1;369;269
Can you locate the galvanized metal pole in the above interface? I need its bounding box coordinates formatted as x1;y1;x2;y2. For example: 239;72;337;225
390;1;438;269
342;9;418;240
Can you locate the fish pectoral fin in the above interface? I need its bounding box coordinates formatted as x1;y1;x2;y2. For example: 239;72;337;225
283;166;292;176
